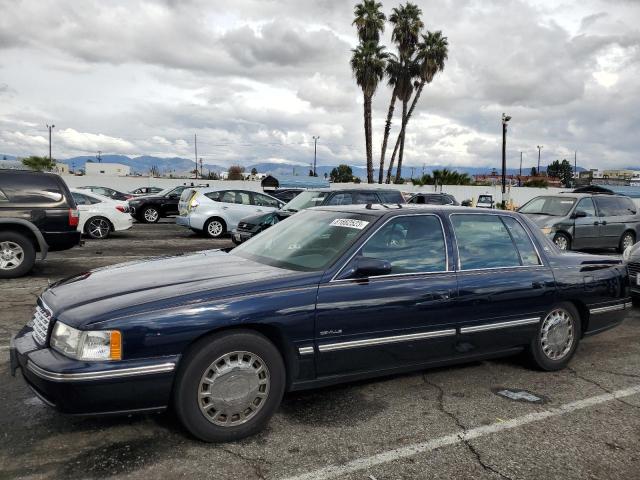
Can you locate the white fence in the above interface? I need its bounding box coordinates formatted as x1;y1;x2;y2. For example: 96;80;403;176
60;174;579;208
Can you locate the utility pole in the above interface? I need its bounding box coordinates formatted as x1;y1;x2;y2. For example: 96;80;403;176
519;151;523;186
46;124;55;162
194;134;198;179
537;145;543;175
199;158;203;179
97;150;102;163
501;113;511;197
312;136;319;177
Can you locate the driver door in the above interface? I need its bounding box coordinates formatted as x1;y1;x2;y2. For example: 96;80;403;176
572;197;599;249
315;214;458;377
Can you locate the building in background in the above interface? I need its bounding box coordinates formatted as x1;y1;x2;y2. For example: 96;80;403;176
85;162;131;176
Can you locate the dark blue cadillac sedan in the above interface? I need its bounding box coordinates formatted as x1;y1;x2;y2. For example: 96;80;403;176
10;205;630;442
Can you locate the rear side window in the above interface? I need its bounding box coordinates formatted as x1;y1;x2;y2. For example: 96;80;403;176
72;192;98;205
501;216;541;266
253;193;280;208
378;190;403;203
595;197;633;216
451;214;521;269
361;215;446;274
327;193;353;205
0;173;64;204
206;191;221;201
224;191;251;205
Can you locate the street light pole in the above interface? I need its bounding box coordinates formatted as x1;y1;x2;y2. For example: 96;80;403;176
46;124;55;161
312;136;319;177
501;113;511;198
537;145;543;175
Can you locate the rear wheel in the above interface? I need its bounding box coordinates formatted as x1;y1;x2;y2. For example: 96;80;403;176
84;216;112;239
141;206;160;223
204;218;226;238
619;231;635;253
0;231;36;279
527;303;581;371
553;232;571;251
173;330;285;442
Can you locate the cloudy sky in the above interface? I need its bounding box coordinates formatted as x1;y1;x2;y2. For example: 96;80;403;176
1;0;639;172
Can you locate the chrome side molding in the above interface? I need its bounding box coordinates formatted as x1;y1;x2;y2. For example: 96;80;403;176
27;361;176;382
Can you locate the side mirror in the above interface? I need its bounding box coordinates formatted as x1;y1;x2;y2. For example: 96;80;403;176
353;257;392;277
572;210;587;219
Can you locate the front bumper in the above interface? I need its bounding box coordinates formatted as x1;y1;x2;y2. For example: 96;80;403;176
232;229;254;244
10;327;179;415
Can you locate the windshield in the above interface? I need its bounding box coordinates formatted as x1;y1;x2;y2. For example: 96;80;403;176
281;191;328;212
478;195;492;202
519;196;576;216
232;210;375;271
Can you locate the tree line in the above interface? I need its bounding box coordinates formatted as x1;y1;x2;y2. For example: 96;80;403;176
351;1;449;184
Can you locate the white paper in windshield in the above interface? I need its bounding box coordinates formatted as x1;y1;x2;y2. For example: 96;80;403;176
330;218;370;229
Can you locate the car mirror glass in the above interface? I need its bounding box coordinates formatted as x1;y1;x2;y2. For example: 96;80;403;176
572;210;587;219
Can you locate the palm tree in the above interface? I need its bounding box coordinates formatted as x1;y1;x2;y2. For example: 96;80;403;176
352;0;386;43
351;41;388;183
383;2;423;183
378;54;401;184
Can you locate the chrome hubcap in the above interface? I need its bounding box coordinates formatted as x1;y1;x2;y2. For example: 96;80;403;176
540;308;574;360
198;351;270;426
0;241;24;270
144;209;159;222
554;236;568;250
208;221;223;237
623;235;634;250
88;218;110;238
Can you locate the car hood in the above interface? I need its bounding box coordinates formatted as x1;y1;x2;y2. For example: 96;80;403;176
41;250;316;327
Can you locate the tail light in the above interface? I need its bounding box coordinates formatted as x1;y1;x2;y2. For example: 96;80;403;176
69;208;79;227
115;205;129;213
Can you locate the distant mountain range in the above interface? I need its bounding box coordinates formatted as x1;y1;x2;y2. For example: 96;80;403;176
1;153;587;179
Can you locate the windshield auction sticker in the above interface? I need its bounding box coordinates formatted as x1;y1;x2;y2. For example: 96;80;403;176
330;218;370;229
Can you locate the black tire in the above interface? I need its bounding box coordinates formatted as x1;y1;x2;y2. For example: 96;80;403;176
84;216;112;239
173;330;285;442
141;206;160;223
553;232;571;251
0;231;36;279
527;302;581;371
618;231;635;253
203;218;226;238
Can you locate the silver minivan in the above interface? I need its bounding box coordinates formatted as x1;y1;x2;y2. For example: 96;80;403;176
519;193;640;251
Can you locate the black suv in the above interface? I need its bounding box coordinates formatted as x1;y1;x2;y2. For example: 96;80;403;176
128;184;210;223
0;169;81;278
232;188;405;244
408;192;459;205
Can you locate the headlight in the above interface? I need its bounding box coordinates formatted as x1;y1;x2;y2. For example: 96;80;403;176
50;322;122;361
540;226;554;235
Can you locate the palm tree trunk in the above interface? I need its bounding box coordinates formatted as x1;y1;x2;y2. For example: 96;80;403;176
395;81;426;183
364;94;373;183
378;88;397;184
394;99;409;183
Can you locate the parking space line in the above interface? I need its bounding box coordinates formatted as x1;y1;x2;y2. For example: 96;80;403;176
282;384;640;480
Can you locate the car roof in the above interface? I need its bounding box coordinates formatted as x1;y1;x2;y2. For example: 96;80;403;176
532;192;630;199
302;188;402;194
314;204;521;217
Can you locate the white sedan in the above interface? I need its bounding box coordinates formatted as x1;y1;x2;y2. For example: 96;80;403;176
70;188;133;239
176;188;284;238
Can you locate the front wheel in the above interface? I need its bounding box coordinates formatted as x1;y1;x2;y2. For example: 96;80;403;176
141;206;160;223
527;303;581;371
619;231;635;253
173;330;285;442
553;232;571;251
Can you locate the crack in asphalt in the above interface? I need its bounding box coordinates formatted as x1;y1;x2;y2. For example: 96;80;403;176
219;446;272;480
591;367;640;379
566;367;640;410
422;374;513;480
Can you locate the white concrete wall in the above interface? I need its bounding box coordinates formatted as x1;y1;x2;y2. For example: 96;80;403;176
60;174;570;208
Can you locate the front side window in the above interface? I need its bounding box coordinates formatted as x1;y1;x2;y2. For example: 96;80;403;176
378;190;403;203
281;191;328;212
451;214;521;269
327;193;353;205
361;215;446;274
253;193;279;208
232;210;374;271
356;192;378;204
575;198;596;217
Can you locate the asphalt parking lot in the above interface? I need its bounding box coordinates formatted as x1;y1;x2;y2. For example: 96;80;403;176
1;221;639;480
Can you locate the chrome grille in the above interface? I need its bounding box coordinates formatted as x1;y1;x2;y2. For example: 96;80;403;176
32;303;52;345
628;262;640;277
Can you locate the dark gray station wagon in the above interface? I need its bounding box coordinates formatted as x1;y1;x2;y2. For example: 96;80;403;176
519;193;640;251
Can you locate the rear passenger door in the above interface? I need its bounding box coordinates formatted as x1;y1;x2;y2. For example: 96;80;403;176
594;197;627;248
315;214;458;377
222;191;256;228
451;214;555;354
